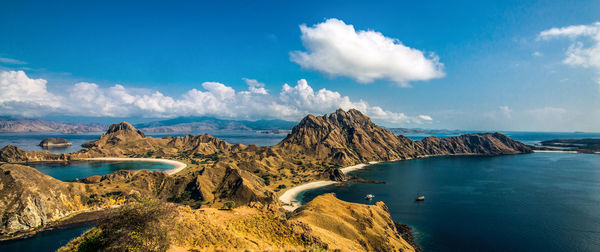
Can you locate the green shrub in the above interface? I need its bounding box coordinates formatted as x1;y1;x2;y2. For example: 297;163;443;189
95;199;173;251
223;201;236;210
76;228;103;252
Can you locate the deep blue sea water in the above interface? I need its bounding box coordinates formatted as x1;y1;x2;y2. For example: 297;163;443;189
299;152;600;252
0;225;93;252
28;161;175;181
0;130;288;154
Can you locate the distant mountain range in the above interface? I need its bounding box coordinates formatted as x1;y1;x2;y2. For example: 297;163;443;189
387;127;463;135
0;116;464;135
0;117;106;134
0;116;297;134
134;116;297;133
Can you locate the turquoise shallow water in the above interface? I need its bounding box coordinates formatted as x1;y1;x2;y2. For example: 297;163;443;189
300;152;600;252
28;160;175;181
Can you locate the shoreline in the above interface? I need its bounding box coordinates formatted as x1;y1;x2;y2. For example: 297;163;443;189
82;157;187;175
278;181;338;211
279;161;384;211
533;150;579;153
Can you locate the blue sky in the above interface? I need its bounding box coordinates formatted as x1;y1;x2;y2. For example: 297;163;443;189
1;0;599;131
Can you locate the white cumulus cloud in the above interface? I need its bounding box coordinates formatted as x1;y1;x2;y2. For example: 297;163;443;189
0;70;61;116
539;22;600;84
290;18;445;86
0;70;431;125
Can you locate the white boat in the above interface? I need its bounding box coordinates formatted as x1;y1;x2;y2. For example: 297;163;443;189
365;194;374;200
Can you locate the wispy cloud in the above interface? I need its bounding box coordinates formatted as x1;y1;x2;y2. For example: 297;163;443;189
0;70;432;125
539;22;600;84
0;57;26;65
290;18;444;86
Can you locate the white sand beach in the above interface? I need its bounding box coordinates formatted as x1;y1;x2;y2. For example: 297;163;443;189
279;181;338;211
83;157;187;175
339;160;383;174
533;150;579;153
279;161;388;211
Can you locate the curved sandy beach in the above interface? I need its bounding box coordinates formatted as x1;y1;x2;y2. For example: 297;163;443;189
533;150;579;153
279;181;338;211
279;161;384;211
83;157;187;175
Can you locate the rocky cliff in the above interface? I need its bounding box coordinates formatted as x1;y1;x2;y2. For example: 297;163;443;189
0;164;92;236
0;145;65;163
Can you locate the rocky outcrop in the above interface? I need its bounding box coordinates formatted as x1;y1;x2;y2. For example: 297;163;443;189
291;193;415;251
81;122;145;149
329;168;348;181
165;134;239;154
0;164;90;236
277;109;419;165
38;138;72;148
214;165;275;205
416;133;532;156
0;145;65;163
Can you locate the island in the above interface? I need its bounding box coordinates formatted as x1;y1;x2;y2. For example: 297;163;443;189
0;109;532;251
38;138;73;148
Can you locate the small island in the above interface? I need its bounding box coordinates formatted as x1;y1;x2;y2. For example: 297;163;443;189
537;138;600;153
38;138;73;148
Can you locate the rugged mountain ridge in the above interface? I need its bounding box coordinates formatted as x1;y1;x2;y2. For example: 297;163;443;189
278;109;531;165
417;133;532;155
0;109;532;250
277;109;420;165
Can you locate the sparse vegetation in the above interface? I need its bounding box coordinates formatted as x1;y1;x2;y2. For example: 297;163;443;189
62;199;173;252
223;200;235;210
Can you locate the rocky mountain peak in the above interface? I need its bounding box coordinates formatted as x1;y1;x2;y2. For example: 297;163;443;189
278;109;411;165
106;122;145;137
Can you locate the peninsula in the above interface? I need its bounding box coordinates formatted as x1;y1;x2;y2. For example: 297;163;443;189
0;109;531;251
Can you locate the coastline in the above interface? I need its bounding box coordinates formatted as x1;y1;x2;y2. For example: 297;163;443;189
279;181;338;211
533;150;579;153
279;161;383;211
82;157;187;175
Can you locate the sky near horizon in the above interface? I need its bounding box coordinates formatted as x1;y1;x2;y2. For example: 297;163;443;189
1;1;599;132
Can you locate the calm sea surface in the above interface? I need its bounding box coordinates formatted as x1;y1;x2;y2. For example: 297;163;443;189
0;130;288;154
28;161;175;181
300;152;600;252
0;225;93;252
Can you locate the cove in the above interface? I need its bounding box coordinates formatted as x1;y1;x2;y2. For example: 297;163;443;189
28;160;175;181
299;152;600;252
0;225;93;252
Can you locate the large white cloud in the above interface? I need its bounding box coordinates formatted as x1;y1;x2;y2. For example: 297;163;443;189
290;18;445;86
0;70;61;116
539;22;600;83
0;70;431;125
